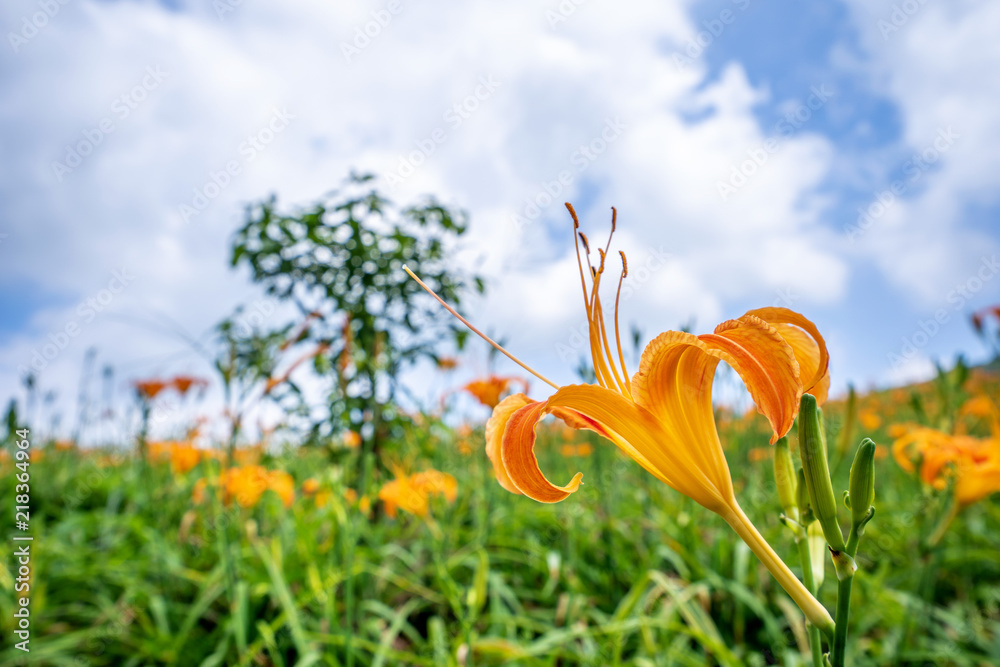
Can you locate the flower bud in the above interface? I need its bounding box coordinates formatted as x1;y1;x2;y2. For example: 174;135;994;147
807;520;826;589
773;436;799;521
798;393;846;552
848;438;876;531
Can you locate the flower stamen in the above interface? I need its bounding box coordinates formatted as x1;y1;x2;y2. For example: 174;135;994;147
403;266;559;390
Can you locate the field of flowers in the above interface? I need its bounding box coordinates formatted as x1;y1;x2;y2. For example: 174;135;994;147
1;358;998;666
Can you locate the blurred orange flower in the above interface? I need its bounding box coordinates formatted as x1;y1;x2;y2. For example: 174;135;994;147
893;426;1000;506
858;409;882;431
343;431;362;449
172;375;209;396
378;468;457;518
437;356;459;370
193;465;295;508
134;379;169;400
462;376;529;408
170;443;203;474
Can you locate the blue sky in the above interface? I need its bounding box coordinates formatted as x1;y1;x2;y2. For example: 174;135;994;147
2;0;999;440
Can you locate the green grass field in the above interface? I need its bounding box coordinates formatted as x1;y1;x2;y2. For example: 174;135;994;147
2;370;999;666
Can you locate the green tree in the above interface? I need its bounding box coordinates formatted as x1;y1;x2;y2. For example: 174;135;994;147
230;173;482;475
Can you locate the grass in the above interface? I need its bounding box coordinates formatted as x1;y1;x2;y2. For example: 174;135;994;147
1;370;999;666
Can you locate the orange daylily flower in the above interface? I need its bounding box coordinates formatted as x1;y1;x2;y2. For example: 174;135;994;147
343;430;362;449
405;204;834;632
172;375;209;396
894;424;1000;506
378;468;458;519
194;465;295;508
463;376;530;408
858;409;882;431
170;443;203;474
134;379;169;400
436;356;460;370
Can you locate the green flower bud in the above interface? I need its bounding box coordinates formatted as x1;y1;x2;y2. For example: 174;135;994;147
798;393;846;552
807;520;826;589
773;436;799;521
849;438;876;531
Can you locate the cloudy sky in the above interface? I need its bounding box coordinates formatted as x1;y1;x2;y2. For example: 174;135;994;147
2;0;999;439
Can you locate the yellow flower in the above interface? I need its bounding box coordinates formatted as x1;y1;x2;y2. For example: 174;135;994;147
405;205;834;632
343;431;362;449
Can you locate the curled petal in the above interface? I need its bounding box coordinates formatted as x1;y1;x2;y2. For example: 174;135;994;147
502;400;584;503
485;393;534;494
743;307;830;403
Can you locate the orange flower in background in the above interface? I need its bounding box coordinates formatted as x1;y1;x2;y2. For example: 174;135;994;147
560;443;593;457
405;204;835;632
436;356;459;370
378;468;458;519
134;379;168;400
172;375;209;396
887;423;912;439
302;478;321;494
54;439;77;451
859;409;882;432
343;431;362;449
170;443;203;474
894;424;1000;505
748;447;773;463
194;466;295;508
463;376;529;409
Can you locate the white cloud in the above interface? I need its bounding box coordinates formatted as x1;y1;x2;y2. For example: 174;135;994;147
16;0;986;437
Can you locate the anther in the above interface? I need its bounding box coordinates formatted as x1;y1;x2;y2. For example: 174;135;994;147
566;203;580;229
579;232;590;254
620;250;628;278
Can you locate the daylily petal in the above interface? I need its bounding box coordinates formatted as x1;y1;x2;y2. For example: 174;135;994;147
548;383;736;511
743;307;830;402
633;317;800;449
485;393;534;494
501;400;584;503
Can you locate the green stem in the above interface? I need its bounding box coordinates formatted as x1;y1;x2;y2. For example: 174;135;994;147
831;575;853;667
721;503;835;635
796;538;825;667
926;500;959;548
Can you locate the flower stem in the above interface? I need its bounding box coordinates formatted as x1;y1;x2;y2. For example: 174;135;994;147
796;537;825;667
722;503;835;636
832;574;853;667
927;499;958;548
